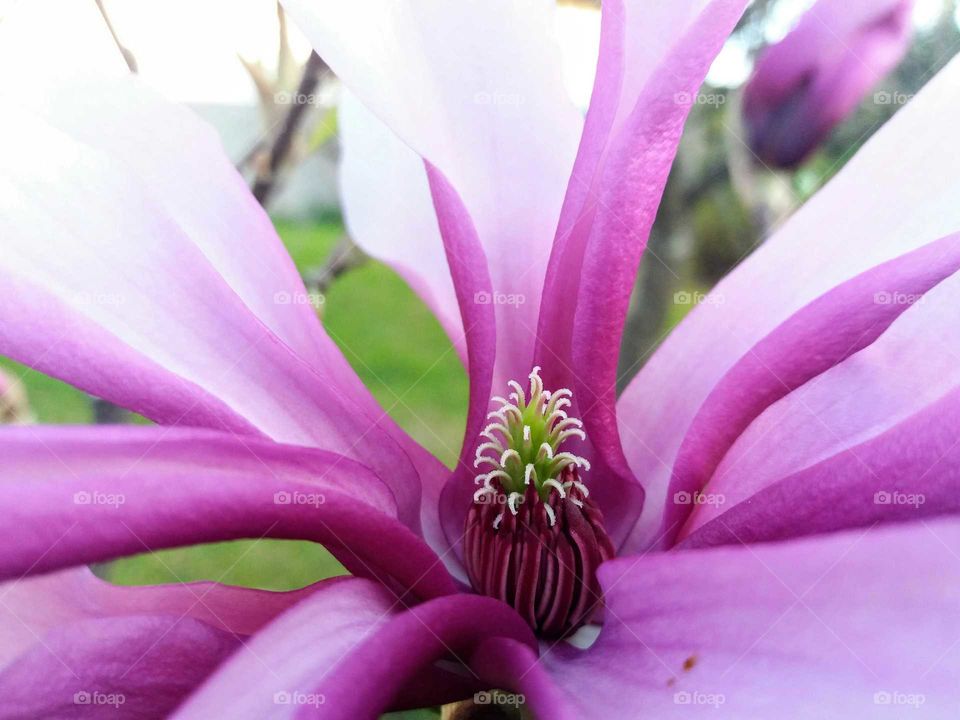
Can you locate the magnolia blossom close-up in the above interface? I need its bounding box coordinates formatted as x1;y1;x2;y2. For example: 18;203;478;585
1;0;960;718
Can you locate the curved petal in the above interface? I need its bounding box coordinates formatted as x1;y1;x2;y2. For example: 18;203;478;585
534;0;748;546
291;0;584;387
174;578;538;718
546;519;960;718
679;270;960;546
422;166;496;567
661;232;960;544
0;78;429;529
0;567;317;670
0;426;457;601
338;92;465;364
620;53;960;552
0;615;238;719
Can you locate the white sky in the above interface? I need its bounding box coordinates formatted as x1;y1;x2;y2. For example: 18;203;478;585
0;0;953;107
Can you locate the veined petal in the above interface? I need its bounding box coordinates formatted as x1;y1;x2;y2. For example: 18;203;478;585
338;91;465;365
0;567;316;671
545;520;960;718
0;426;457;601
661;233;960;545
423;167;496;569
535;0;748;546
0;77;429;530
620;53;960;552
0;615;238;719
176;579;537;718
679;270;960;547
292;0;583;387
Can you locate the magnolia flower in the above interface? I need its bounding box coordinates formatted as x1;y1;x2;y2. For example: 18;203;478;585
2;1;960;718
743;0;914;168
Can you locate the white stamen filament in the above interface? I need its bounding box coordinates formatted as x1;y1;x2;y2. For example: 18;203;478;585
508;492;523;515
544;505;556;527
543;479;566;497
556;428;587;443
500;449;522;468
524;463;536;485
507;380;526;407
563;480;590;497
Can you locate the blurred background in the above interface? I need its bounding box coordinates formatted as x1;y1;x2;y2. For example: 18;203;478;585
1;2;959;714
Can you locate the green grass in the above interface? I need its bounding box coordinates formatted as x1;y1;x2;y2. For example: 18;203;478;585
2;218;467;591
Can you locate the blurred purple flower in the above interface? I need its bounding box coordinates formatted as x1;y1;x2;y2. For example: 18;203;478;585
743;0;914;168
3;0;960;718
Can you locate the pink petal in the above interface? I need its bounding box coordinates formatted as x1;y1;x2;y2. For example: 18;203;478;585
176;579;538;718
679;269;960;546
0;78;431;529
534;0;748;545
421;166;496;566
620;54;960;552
338;92;465;364
290;0;583;387
546;520;960;717
0;567;317;670
0;426;456;601
0;615;238;718
661;232;960;544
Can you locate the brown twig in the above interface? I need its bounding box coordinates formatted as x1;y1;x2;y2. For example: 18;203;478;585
304;234;368;295
251;51;328;207
94;0;137;73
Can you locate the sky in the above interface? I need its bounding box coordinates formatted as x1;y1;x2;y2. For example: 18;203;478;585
0;0;953;107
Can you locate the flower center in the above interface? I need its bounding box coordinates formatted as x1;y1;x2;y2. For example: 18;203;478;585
463;367;614;638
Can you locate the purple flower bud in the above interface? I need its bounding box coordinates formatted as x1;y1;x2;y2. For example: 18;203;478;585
743;0;913;168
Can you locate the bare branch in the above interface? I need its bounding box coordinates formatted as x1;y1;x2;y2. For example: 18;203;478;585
94;0;138;73
251;51;328;207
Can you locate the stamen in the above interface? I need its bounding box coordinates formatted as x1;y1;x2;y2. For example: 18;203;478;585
500;449;522;468
523;464;532;485
543;478;566;497
507;380;526;407
465;368;614;639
